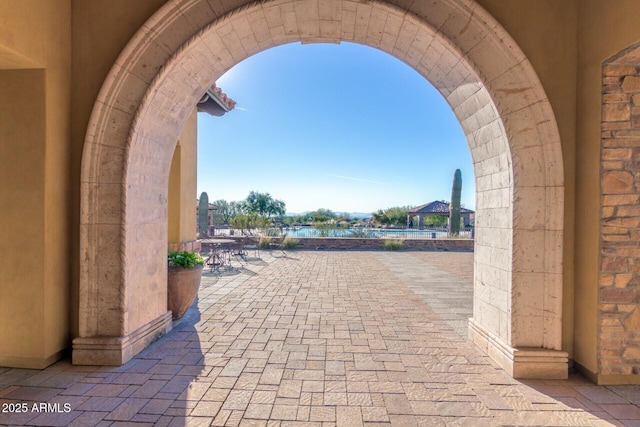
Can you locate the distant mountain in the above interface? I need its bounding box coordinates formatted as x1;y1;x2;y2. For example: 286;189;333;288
348;212;373;219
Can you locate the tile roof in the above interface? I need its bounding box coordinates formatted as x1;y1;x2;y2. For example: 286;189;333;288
408;200;474;214
196;199;219;210
197;83;236;116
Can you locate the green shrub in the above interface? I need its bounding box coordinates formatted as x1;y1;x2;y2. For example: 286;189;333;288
313;222;334;237
258;236;272;249
168;251;205;268
265;228;281;237
282;237;299;249
383;239;403;251
348;229;375;238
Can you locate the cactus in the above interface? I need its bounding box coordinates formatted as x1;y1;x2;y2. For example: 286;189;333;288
449;169;462;235
198;192;209;238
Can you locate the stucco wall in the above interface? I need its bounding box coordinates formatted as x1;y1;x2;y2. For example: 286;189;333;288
168;109;198;245
0;70;47;367
577;0;640;383
0;1;72;368
478;0;640;380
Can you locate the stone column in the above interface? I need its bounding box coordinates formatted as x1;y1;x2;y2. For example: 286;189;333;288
599;53;640;381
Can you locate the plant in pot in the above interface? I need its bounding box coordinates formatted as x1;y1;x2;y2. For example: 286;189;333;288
167;251;205;320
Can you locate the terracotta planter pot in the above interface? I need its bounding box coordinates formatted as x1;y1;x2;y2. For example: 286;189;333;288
167;264;203;319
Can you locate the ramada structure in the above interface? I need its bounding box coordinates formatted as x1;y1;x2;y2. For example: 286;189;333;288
408;201;475;229
2;0;640;385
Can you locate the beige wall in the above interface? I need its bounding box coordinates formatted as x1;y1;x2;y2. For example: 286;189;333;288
0;69;47;366
0;1;72;368
575;0;640;381
478;0;640;380
168;110;198;246
0;0;166;368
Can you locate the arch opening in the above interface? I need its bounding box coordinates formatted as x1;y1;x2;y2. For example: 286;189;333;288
197;41;475;217
76;0;566;378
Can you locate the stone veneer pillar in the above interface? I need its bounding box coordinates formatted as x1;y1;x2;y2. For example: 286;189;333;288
599;44;640;382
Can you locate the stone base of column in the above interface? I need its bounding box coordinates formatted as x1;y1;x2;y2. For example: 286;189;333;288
72;311;172;365
469;318;568;379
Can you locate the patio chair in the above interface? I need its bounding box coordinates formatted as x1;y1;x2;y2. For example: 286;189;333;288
269;233;287;257
243;235;260;260
204;247;224;274
230;238;248;267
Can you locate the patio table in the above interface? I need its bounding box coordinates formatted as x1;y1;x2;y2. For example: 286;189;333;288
202;239;237;273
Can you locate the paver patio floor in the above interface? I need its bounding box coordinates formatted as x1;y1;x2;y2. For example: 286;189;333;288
1;251;639;426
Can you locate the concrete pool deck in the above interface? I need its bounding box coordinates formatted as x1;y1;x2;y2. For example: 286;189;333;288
1;251;638;426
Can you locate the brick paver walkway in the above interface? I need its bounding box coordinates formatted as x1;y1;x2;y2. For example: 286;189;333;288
1;251;639;426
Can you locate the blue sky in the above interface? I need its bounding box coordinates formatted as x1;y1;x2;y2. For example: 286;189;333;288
197;42;474;215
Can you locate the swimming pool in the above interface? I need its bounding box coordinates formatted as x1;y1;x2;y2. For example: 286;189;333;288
285;227;472;239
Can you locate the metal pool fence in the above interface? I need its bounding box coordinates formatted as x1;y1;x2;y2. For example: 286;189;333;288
209;226;473;239
285;227;472;239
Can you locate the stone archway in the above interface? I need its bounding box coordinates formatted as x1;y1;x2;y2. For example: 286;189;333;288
75;0;566;378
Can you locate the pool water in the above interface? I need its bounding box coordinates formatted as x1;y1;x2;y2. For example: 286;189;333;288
285;227;470;239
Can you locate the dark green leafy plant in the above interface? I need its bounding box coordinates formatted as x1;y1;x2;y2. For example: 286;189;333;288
243;191;286;217
168;251;205;269
372;206;411;227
